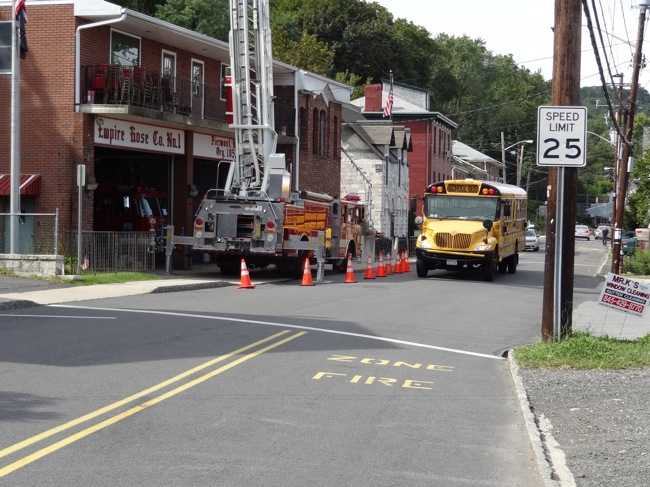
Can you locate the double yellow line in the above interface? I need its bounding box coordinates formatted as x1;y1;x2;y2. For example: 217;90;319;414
0;329;305;478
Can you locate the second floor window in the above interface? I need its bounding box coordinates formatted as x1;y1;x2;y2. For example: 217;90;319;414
111;30;140;67
319;110;327;157
0;22;11;73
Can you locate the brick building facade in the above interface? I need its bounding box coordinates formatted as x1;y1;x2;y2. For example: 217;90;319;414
0;0;350;258
353;82;457;236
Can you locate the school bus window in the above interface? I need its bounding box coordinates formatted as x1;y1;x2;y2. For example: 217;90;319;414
425;195;498;220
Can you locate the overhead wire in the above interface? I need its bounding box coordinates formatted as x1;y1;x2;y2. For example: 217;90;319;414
591;0;618;91
598;0;620;76
582;0;630;146
620;0;635;58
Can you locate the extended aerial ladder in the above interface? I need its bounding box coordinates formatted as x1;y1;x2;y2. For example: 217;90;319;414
225;0;282;198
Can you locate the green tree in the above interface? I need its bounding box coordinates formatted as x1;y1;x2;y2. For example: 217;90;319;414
156;0;230;40
273;31;335;76
113;0;166;15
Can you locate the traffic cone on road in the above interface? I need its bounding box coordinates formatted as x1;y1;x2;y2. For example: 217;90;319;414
238;258;255;289
399;251;407;273
301;257;314;286
377;252;386;278
404;251;411;272
385;253;393;275
364;255;376;280
395;252;404;273
344;254;357;284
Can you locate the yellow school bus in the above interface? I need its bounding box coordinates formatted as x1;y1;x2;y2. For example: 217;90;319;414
415;179;528;281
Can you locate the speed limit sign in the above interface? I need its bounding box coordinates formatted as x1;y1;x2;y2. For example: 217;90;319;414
536;106;587;167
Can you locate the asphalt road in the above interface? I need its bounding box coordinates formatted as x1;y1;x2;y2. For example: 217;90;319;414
0;240;608;486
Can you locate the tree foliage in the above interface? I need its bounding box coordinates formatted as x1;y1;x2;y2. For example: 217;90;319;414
156;0;230;40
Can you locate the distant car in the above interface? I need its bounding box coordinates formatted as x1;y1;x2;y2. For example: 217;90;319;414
595;225;611;240
622;231;637;256
525;229;540;251
575;225;592;240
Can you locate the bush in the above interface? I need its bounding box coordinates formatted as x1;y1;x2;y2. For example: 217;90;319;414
624;250;650;275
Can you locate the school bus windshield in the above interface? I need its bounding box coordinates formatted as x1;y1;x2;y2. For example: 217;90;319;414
424;195;498;220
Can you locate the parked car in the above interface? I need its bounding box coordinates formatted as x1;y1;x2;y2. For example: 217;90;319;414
525;229;540;251
622;231;637;256
575;225;592;240
595;225;611;240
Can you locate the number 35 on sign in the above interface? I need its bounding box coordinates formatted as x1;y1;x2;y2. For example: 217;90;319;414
537;106;587;167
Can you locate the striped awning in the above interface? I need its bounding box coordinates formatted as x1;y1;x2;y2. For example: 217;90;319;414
0;174;41;196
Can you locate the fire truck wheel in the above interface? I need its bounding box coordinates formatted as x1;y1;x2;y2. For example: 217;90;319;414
218;260;240;276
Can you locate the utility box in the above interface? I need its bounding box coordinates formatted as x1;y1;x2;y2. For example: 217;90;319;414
636;228;650;250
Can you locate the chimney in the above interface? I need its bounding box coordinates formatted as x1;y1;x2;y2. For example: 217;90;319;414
364;84;382;112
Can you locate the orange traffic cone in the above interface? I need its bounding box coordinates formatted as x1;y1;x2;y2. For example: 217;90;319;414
404;251;411;272
301;257;314;286
397;252;406;274
239;258;255;289
377;252;386;277
385;254;393;275
394;251;403;273
364;255;376;280
344;254;357;283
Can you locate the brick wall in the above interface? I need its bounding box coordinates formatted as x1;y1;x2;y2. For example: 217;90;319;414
0;4;82;237
298;93;342;198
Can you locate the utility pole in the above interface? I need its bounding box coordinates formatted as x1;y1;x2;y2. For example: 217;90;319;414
516;145;524;187
612;4;647;274
541;0;582;341
9;0;22;254
611;74;624;254
501;131;506;183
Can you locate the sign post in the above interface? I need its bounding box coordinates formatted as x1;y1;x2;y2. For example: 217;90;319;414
76;164;86;275
538;106;587;340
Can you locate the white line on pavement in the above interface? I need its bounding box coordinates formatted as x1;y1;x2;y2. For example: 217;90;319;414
0;314;117;320
51;305;503;361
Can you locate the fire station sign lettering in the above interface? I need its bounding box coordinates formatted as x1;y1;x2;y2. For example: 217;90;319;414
94;117;185;155
193;133;236;161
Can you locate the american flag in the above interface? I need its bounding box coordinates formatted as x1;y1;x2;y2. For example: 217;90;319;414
15;0;28;59
383;72;394;118
383;84;393;118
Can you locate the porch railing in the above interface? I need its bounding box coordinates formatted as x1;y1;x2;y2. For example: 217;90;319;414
82;65;225;122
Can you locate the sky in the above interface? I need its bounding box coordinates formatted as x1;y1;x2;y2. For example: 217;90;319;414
373;0;648;91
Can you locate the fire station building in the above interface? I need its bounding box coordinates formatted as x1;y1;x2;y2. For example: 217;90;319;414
0;0;350;258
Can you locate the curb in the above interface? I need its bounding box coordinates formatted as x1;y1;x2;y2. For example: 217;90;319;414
0;299;38;311
150;281;235;294
507;351;576;487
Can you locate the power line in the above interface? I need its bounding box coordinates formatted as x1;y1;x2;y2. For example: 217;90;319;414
591;0;617;91
598;0;619;73
582;0;629;145
620;0;635;58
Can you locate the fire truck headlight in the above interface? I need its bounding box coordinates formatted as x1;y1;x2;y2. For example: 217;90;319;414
266;233;275;243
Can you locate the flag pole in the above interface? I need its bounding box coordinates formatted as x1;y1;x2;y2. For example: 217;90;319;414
9;0;22;254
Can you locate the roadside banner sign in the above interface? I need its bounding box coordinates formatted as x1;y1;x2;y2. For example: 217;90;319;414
598;273;649;316
537;106;587;167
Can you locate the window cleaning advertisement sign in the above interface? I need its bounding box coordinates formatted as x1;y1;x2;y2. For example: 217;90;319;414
599;273;649;316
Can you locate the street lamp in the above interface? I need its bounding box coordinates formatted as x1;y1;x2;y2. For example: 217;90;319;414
587;130;614;146
500;138;533;186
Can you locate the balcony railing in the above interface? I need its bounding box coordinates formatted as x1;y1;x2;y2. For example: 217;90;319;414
82;65;224;122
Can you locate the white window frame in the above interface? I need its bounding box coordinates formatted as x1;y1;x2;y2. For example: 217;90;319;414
0;21;11;75
161;49;177;89
219;62;230;101
109;28;141;66
191;58;205;119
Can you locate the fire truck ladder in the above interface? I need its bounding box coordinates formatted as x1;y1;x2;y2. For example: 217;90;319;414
227;0;277;197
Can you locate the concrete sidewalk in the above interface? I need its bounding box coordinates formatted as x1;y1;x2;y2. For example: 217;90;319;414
574;278;650;339
0;277;241;306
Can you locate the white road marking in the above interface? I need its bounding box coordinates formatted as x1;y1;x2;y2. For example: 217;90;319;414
0;314;116;320
519;262;598;267
51;305;503;361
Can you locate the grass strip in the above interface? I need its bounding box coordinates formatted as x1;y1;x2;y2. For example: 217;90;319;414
68;272;159;286
515;332;650;369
